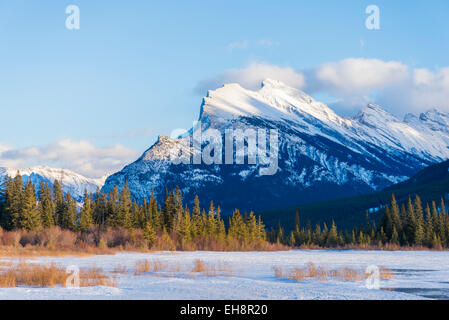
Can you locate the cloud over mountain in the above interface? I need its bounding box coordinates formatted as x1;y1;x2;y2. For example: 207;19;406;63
195;62;306;94
0;139;139;178
196;58;449;116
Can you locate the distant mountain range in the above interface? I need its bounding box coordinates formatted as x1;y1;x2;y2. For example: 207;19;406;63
0;166;105;202
101;79;449;212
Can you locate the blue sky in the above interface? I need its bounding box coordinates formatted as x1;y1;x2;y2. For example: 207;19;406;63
0;0;448;177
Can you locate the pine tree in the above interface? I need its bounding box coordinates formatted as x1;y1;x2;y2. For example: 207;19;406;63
326;221;338;247
106;185;119;226
62;193;77;231
438;198;447;246
294;209;301;244
117;182;133;229
38;182;54;228
229;209;246;241
19;181;41;230
404;197;416;245
80;190;93;232
380;205;393;238
143;221;156;248
178;206;192;244
53;180;65;227
424;204;434;247
1;175;16;229
390;194;402;233
391;226;399;245
246;211;258;243
276;221;284;245
257;216;266;242
207;201;217;236
93;189;107;225
289;231;295;247
9;173;24;229
163;189;175;231
191;195;201;236
414;196;425;246
432;232;443;250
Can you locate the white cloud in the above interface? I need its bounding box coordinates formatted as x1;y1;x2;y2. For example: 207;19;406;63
195;62;306;94
305;59;449;114
379;67;449;114
0;139;139;178
0;144;12;154
309;58;409;93
196;59;449;116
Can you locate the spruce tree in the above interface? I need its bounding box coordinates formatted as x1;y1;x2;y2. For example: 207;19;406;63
207;201;217;236
191;195;201;236
403;197;416;245
391;227;399;245
414;196;425;246
143;221;156;248
117;182;133;229
80;190;93;232
424;204;434;247
62;193;77;231
38;182;55;228
163;189;175;231
326;221;338;247
53;180;65;227
9;173;24;229
19;181;41;230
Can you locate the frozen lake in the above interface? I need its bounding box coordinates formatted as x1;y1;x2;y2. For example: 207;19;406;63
1;250;449;300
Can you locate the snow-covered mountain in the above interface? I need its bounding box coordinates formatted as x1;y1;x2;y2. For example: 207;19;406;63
0;166;106;202
102;79;449;212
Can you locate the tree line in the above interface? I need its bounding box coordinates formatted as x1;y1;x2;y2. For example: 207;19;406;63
270;194;449;249
0;173;269;250
2;172;449;250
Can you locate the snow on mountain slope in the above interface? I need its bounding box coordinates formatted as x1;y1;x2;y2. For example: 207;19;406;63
0;166;105;202
102;79;449;212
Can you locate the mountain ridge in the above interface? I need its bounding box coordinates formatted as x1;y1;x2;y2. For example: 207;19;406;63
102;79;449;212
0;166;105;202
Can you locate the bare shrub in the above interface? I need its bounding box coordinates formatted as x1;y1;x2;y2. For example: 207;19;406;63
112;264;128;274
192;259;206;272
0;231;21;247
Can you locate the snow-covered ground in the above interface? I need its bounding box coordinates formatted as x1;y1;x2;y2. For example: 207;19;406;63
2;250;449;300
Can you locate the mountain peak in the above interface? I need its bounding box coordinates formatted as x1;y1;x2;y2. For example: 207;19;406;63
0;166;105;202
419;108;449;133
353;103;398;125
365;103;390;114
199;78;336;128
261;78;288;89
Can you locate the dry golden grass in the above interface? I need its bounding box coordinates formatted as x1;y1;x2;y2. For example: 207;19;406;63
191;259;234;277
132;258;234;278
112;264;128;274
133;259;168;276
0;261;117;288
0;245;120;258
0;261;67;288
380;268;393;280
79;265;117;287
274;263;393;283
